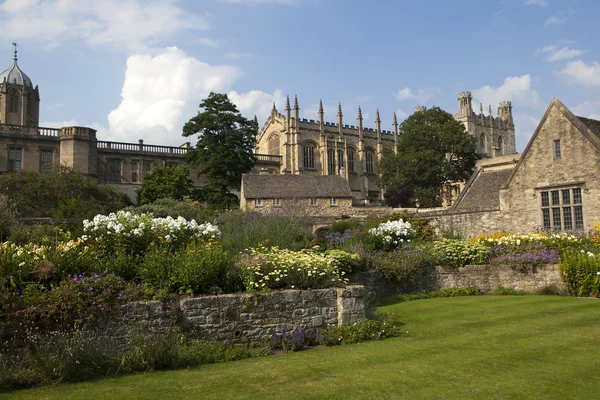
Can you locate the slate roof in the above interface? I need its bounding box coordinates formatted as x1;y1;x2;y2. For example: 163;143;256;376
453;168;513;211
242;174;353;199
577;116;600;139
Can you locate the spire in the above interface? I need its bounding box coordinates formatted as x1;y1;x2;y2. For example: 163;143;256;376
12;42;17;61
375;109;381;124
272;102;277;115
318;99;324;114
285;95;291;111
357;106;362;121
488;104;492;116
480;102;483;114
293;95;299;111
393;112;398;126
338;102;343;118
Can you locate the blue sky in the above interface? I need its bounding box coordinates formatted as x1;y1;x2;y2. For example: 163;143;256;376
1;0;599;150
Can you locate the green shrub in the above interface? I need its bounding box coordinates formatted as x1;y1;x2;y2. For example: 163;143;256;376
122;198;213;222
363;246;438;284
330;219;361;234
322;249;362;274
432;239;489;268
560;251;600;297
494;286;527;296
363;212;437;242
139;243;175;291
320;319;403;346
0;194;16;240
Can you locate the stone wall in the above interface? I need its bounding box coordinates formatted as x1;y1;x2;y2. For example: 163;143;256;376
110;286;366;345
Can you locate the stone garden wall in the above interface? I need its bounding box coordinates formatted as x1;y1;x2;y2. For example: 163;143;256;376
109;285;366;345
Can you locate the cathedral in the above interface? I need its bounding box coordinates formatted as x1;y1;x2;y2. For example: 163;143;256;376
255;93;517;203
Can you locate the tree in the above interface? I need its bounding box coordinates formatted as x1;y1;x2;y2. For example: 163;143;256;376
138;165;194;205
182;92;257;209
378;107;478;208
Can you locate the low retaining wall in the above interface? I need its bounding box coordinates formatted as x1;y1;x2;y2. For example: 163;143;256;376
111;285;366;345
351;264;564;300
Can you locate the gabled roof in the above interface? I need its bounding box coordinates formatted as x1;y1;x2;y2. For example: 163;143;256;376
242;174;353;199
502;98;600;189
453;168;513;211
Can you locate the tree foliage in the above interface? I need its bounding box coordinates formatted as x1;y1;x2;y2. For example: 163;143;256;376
379;107;478;207
182;92;257;209
138;165;194;205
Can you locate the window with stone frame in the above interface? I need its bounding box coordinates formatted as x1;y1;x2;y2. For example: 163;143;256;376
303;143;315;169
310;197;317;206
347;148;355;172
131;160;140;183
497;136;503;155
540;187;583;231
337;149;344;172
554;139;561;159
327;148;336;175
143;160;153;179
40;149;53;173
268;134;280;155
330;197;337;206
8;148;22;172
273;198;281;207
479;134;486;153
365;149;375;174
27;94;33;117
9;89;19;113
106;159;122;183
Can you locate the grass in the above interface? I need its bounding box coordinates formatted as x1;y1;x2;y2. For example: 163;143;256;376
5;295;600;400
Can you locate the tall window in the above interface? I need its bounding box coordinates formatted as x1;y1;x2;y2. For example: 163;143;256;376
347;148;355;172
27;94;33;117
327;148;336;175
366;150;375;174
497;136;503;155
143;161;153;179
8;148;22;172
303;143;315;169
268;134;280;155
9;90;19;113
337;149;345;172
131;160;140;183
40;150;52;173
106;159;121;183
541;188;583;231
479;134;486;152
554;139;561;159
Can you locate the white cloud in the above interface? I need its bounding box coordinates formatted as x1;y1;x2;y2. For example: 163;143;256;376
394;87;440;103
471;74;542;111
0;0;211;51
513;113;541;151
524;0;547;6
545;13;567;25
536;44;584;62
196;38;220;48
395;109;408;122
39;119;79;129
572;99;600;120
105;47;284;146
216;0;305;4
556;60;600;88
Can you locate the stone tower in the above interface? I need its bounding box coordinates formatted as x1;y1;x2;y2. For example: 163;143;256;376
0;43;40;127
455;91;516;157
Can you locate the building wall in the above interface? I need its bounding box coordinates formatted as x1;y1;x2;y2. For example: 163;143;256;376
243;196;354;217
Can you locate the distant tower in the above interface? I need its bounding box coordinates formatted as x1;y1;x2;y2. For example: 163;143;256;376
498;101;513;125
0;42;40;127
415;106;427;113
457;92;473;117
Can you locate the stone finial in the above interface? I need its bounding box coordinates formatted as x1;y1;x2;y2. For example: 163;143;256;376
285;95;291;111
271;102;277;115
480;103;483;114
393;112;398;125
488;104;492;116
12;42;17;61
319;99;324;114
375;109;381;123
294;95;299;110
357;106;362;121
338;102;343;118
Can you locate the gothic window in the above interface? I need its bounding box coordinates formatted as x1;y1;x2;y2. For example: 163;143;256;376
303;143;315;169
40;150;53;173
268;134;280;155
9;90;19;113
8;148;22;172
540;187;583;231
479;134;486;152
347;148;355;172
327;148;336;175
498;136;503;155
106;159;121;183
27;94;33;117
365;149;375;174
337;149;345;172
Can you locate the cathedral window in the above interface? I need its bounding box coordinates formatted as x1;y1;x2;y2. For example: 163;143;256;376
8;148;22;172
40;150;53;173
540;187;583;231
106;159;122;183
337;149;345;172
303;143;315;169
268;134;280;155
327;148;336;175
365;150;375;174
9;90;19;113
498;137;503;155
479;134;486;153
347;148;355;172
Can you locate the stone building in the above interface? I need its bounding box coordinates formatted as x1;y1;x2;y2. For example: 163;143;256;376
255;93;517;204
441;97;600;236
240;174;354;217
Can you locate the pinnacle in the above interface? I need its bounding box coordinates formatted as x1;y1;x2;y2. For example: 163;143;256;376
285;95;291;110
294;95;299;110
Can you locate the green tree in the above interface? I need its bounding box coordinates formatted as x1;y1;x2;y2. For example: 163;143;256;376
138;165;194;205
379;107;478;208
182;92;257;209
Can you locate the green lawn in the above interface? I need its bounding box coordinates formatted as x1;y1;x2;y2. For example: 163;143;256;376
5;296;600;400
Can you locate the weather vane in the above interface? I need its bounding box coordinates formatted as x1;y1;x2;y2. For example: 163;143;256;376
12;42;17;61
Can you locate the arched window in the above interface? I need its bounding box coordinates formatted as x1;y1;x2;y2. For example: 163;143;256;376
337;149;344;172
268;134;280;155
498;136;503;155
366;149;375;174
479;134;486;152
9;90;19;113
347;148;355;172
303;143;315;169
327;148;336;175
26;94;33;117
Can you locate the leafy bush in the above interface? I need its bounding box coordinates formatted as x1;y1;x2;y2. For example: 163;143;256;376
494;286;527;295
560;251;600;297
0;194;16;240
237;246;348;291
330;219;361;234
488;242;559;272
138;165;194;205
322;249;362;274
364;212;437;242
272;328;319;352
122;198;214;222
432;239;489;268
365;219;415;251
473;232;584;254
320;319;403;346
218;211;313;255
363;247;438;284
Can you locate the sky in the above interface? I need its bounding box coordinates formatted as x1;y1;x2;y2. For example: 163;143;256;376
1;0;599;151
